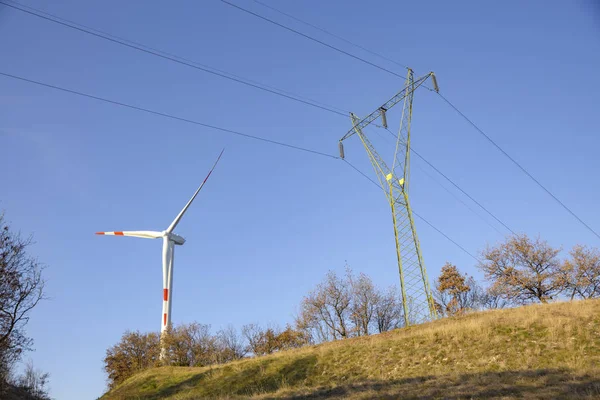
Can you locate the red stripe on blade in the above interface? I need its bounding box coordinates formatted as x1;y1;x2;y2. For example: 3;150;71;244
163;289;168;301
114;232;124;236
163;313;167;326
95;232;105;235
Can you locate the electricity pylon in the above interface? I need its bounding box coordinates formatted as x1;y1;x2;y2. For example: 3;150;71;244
339;68;439;326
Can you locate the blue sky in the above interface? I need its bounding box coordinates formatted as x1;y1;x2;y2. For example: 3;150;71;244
1;0;599;398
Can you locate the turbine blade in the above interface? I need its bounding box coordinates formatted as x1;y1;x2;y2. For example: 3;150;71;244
166;149;224;233
95;230;163;239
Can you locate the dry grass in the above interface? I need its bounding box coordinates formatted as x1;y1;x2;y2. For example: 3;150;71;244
102;299;600;399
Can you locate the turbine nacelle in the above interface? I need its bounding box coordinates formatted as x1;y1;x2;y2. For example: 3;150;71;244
167;232;185;245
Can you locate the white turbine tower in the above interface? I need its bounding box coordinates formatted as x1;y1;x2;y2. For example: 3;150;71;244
96;150;224;343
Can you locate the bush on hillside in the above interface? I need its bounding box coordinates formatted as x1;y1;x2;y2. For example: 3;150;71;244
104;331;161;389
104;324;250;389
242;324;309;356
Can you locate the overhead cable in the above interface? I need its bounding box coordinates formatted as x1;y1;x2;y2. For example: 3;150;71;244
250;0;409;70
0;71;338;159
0;0;349;117
220;0;406;79
1;70;478;260
224;0;599;240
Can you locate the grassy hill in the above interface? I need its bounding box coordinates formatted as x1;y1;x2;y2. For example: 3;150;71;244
101;300;600;399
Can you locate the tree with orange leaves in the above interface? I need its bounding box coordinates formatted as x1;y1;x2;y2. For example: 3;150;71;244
434;263;480;316
479;234;564;304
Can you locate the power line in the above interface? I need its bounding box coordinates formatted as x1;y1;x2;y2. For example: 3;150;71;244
0;71;339;159
437;93;600;240
2;1;517;239
1;69;479;261
220;0;406;79
250;0;409;70
0;0;514;239
0;0;349;118
6;0;582;251
0;0;488;223
381;126;516;235
221;0;599;240
3;1;581;270
342;159;480;262
14;0;532;241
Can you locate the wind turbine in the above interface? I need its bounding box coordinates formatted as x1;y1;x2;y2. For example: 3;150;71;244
96;150;224;341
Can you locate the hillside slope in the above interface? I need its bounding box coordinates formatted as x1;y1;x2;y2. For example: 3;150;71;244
102;300;600;399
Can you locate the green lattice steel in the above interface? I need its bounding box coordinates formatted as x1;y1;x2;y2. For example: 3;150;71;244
341;69;438;325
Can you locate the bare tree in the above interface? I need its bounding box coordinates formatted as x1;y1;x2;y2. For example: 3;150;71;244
295;305;329;344
185;323;217;367
297;270;407;340
241;323;279;356
15;359;50;400
298;270;352;341
322;271;352;338
349;272;378;336
480;285;510;309
373;286;402;333
562;245;600;300
0;214;46;387
241;323;264;356
215;325;246;363
479;234;564;304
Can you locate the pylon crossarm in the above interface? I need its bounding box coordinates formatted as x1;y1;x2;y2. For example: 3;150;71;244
340;71;435;142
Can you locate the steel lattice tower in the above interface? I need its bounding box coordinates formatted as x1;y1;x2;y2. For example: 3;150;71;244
339;69;439;325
